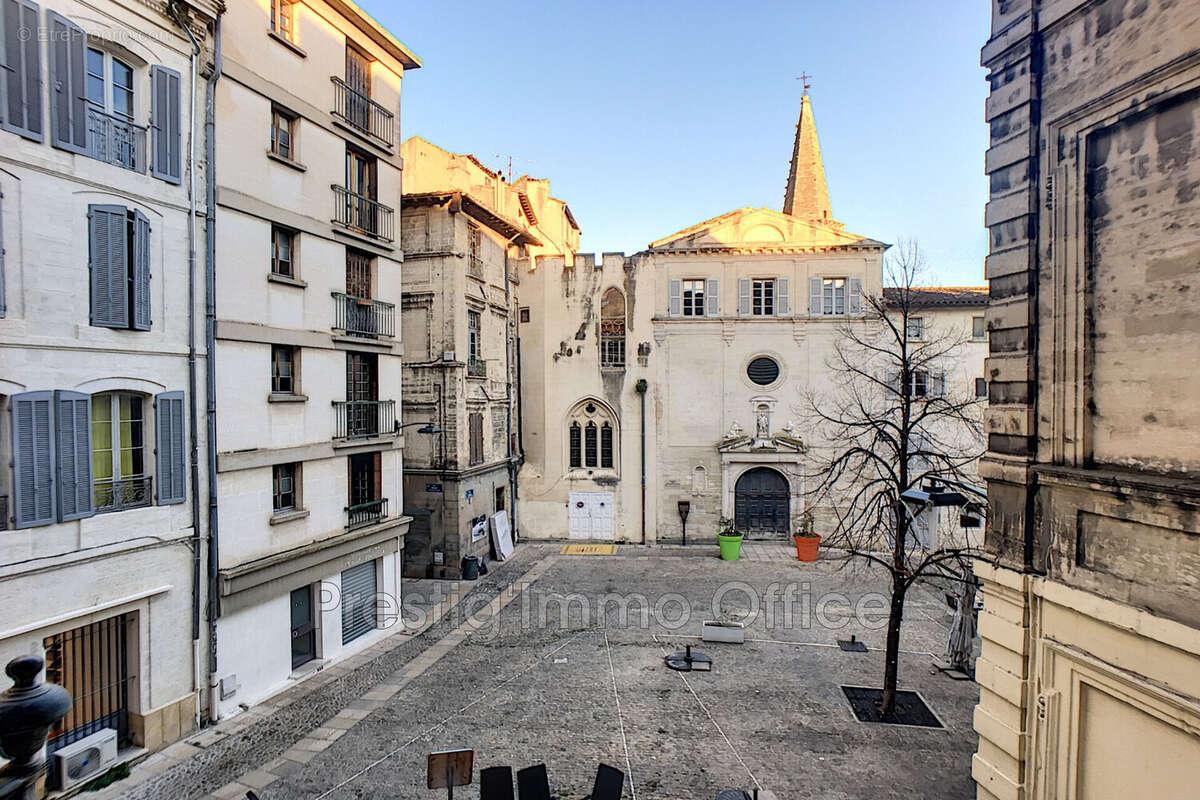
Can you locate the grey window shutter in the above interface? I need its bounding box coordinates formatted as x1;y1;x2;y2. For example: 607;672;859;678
667;279;681;317
155;390;186;504
1;0;43;141
150;66;182;183
776;277;790;316
47;11;86;153
737;278;750;315
1;188;6;317
705;278;718;316
88;204;129;328
54;390;93;521
11;390;55;527
849;277;863;315
808;277;823;316
132;210;151;330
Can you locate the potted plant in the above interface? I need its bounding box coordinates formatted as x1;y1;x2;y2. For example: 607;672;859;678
717;517;743;561
793;509;821;562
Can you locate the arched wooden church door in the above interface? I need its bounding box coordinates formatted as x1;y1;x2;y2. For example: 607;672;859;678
734;467;790;538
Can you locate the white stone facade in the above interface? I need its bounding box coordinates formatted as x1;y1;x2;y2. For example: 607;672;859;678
208;0;418;718
0;0;219;757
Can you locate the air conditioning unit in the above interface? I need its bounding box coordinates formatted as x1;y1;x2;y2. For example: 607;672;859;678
53;728;119;789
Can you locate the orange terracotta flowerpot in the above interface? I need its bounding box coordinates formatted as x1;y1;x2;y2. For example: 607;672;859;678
793;534;821;562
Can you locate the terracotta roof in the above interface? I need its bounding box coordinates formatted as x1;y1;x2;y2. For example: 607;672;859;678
883;286;989;308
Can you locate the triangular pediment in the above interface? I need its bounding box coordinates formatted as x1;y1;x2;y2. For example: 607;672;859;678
649;207;884;252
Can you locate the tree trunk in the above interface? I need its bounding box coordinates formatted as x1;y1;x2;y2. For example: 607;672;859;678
879;578;907;718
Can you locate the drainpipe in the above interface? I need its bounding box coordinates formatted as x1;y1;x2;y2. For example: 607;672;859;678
502;235;521;540
203;14;223;724
168;1;202;731
635;379;648;543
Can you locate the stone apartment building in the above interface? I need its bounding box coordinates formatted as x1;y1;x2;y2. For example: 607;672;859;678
973;1;1200;798
0;0;219;766
517;94;988;545
207;0;418;718
398;136;578;578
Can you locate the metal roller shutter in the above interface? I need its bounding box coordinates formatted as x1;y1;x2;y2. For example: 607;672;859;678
340;560;378;645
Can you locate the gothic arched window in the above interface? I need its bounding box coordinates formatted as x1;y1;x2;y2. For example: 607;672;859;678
599;287;626;368
565;399;619;474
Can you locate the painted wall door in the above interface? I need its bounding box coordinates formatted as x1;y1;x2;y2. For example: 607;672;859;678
568;491;615;539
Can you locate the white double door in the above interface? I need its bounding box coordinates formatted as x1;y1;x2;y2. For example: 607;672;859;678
568;491;615;539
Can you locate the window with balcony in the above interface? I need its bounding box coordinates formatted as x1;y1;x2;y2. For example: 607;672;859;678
335;249;393;338
270;107;296;161
271;345;298;395
336;352;393;439
91;392;150;513
82;46;146;172
331;43;394;146
346;451;385;528
271;226;295;278
334;147;393;241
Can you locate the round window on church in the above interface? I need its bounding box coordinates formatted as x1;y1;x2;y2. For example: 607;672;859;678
747;356;781;386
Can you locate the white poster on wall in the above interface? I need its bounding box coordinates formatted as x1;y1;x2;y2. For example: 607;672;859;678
491;510;514;560
470;517;489;543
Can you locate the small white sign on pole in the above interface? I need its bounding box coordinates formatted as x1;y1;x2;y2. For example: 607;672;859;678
491;510;514;561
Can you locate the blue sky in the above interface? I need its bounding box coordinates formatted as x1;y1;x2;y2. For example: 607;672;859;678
370;1;991;286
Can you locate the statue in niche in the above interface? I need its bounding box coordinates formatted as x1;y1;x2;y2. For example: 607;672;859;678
755;405;771;440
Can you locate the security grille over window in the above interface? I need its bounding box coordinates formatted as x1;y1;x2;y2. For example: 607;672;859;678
747;356;781;386
599;287;626;368
340;560;377;644
44;614;132;753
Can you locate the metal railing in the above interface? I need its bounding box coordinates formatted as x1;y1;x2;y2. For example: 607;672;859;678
94;476;153;513
346;497;387;529
331;77;395;147
332;292;395;338
332;185;394;242
334;399;396;440
467;357;487;378
86;107;146;172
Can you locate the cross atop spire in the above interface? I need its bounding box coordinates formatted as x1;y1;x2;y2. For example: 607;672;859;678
782;92;833;224
797;72;812;94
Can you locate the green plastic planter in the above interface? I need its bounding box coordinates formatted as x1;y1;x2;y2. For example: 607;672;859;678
718;533;744;561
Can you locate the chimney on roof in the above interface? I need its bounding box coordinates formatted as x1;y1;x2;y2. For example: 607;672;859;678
782;94;834;224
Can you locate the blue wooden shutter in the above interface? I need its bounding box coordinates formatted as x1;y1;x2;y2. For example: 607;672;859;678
54;390;93;521
11;390;55;527
155;391;185;504
737;278;751;315
88;204;129;328
808;277;823;316
1;0;43;141
705;278;718;316
132;210;151;330
150;66;182;183
47;11;87;153
776;277;790;316
849;277;863;315
667;279;681;317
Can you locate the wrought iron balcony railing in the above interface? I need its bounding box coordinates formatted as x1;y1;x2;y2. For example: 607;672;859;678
332;292;395;338
333;399;396;440
332;185;394;242
346;497;387;530
467;357;487;378
331;77;395;147
86;107;146;172
94;476;153;513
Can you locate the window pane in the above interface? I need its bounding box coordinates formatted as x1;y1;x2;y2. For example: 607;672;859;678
569;423;581;468
86;49;105;107
584;423;597;467
973;316;986;338
112;59;133;119
600;423;613;469
91;396;114;483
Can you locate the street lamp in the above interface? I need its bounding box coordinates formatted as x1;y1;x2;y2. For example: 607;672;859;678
394;421;443;435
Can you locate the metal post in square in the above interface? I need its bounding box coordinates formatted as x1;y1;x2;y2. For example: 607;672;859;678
427;748;473;799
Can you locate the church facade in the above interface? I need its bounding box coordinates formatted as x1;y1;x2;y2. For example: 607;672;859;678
517;96;901;543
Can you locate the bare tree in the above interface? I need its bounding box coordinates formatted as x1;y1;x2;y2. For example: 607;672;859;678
804;239;986;718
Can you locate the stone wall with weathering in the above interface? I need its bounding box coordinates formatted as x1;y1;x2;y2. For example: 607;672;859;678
974;2;1200;799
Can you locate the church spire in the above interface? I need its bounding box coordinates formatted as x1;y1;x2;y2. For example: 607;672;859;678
782;93;833;224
